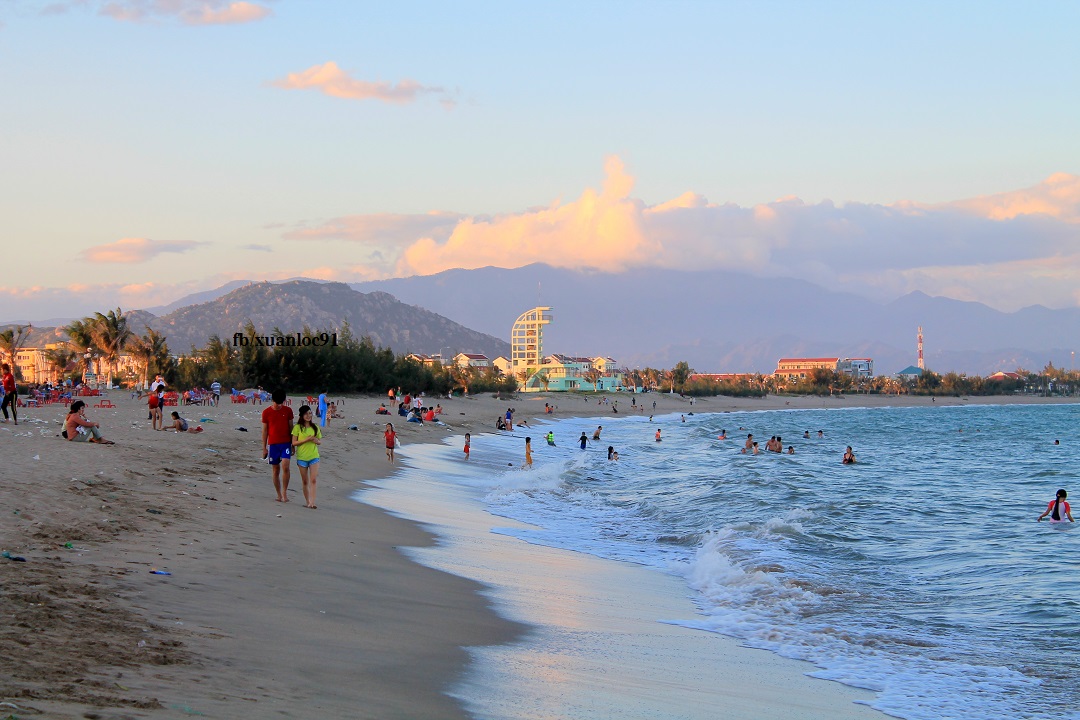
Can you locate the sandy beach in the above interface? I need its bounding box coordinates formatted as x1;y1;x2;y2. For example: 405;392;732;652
1;389;1073;719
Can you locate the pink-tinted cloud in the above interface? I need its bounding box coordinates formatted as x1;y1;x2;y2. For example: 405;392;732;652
398;156;657;275
376;160;1080;310
934;173;1080;223
97;0;271;25
79;237;202;263
272;61;455;106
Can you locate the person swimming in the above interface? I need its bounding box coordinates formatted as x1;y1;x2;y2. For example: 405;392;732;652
546;431;556;446
1037;488;1074;523
718;429;727;440
579;432;588;449
842;446;856;464
608;445;615;460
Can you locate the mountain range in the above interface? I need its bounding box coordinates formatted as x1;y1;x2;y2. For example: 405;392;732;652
10;281;510;361
7;265;1077;375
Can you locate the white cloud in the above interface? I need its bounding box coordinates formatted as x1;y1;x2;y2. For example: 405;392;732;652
79;237;202;263
272;61;455;106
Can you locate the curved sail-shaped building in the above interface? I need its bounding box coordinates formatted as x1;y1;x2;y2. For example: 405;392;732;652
511;306;552;391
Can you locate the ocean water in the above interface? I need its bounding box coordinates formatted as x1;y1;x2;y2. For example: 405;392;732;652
361;402;1080;720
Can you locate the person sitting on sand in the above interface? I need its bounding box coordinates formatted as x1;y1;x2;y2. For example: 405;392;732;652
843;446;856;464
423;407;436;422
166;411;203;433
376;403;390;415
328;402;344;419
407;407;423;424
64;400;113;444
1037;488;1073;523
435;403;443;415
496;416;507;431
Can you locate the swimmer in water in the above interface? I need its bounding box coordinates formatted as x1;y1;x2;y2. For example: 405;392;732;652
655;428;662;442
718;429;727;440
608;446;615;460
842;446;856;464
579;432;588;449
787;446;795;454
744;433;754;451
1037;488;1073;522
751;441;759;455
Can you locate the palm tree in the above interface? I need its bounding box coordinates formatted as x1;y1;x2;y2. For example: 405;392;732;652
90;309;132;386
43;347;77;383
583;367;602;391
128;328;169;389
0;324;32;364
64;318;98;376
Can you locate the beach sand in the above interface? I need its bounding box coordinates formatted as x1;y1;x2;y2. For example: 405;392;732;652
1;390;1072;718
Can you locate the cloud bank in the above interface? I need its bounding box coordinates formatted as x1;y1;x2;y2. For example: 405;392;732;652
272;62;455;107
281;159;1080;311
79;237;202;263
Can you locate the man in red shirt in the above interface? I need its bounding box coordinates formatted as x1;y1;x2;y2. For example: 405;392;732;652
261;389;294;502
1;363;17;425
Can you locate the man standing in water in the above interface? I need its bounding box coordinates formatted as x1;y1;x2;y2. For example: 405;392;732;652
261;390;294;502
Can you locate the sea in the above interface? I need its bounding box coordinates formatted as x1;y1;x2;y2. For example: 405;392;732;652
358;401;1079;720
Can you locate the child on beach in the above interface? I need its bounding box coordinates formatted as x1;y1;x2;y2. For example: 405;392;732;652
525;436;533;467
166;411;203;433
1037;489;1073;523
291;405;322;509
463;433;471;460
385;423;397;464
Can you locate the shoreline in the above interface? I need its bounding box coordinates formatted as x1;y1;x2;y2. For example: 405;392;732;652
1;391;1073;718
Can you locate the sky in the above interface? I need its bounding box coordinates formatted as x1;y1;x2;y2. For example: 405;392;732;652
1;0;1078;321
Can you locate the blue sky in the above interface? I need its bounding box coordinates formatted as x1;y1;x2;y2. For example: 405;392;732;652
1;0;1078;319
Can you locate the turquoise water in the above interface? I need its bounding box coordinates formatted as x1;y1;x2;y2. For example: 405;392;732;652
375;403;1080;719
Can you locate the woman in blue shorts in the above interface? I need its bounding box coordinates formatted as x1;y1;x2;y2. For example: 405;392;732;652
291;405;322;509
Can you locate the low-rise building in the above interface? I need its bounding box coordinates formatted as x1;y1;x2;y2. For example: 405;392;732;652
838;358;874;378
453;353;492;370
774;357;840;382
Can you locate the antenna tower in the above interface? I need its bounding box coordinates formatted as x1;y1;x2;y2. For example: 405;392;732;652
917;326;924;370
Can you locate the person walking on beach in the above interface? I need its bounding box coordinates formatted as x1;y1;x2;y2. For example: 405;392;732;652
1;363;17;425
210;379;221;406
525;436;533;467
385;423;397;464
463;433;471;460
291;405;322;509
261;390;294;503
1037;489;1074;523
842;446;856;464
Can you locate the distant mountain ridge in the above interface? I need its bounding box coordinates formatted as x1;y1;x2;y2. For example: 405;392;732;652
349;264;1080;375
10;281;510;361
